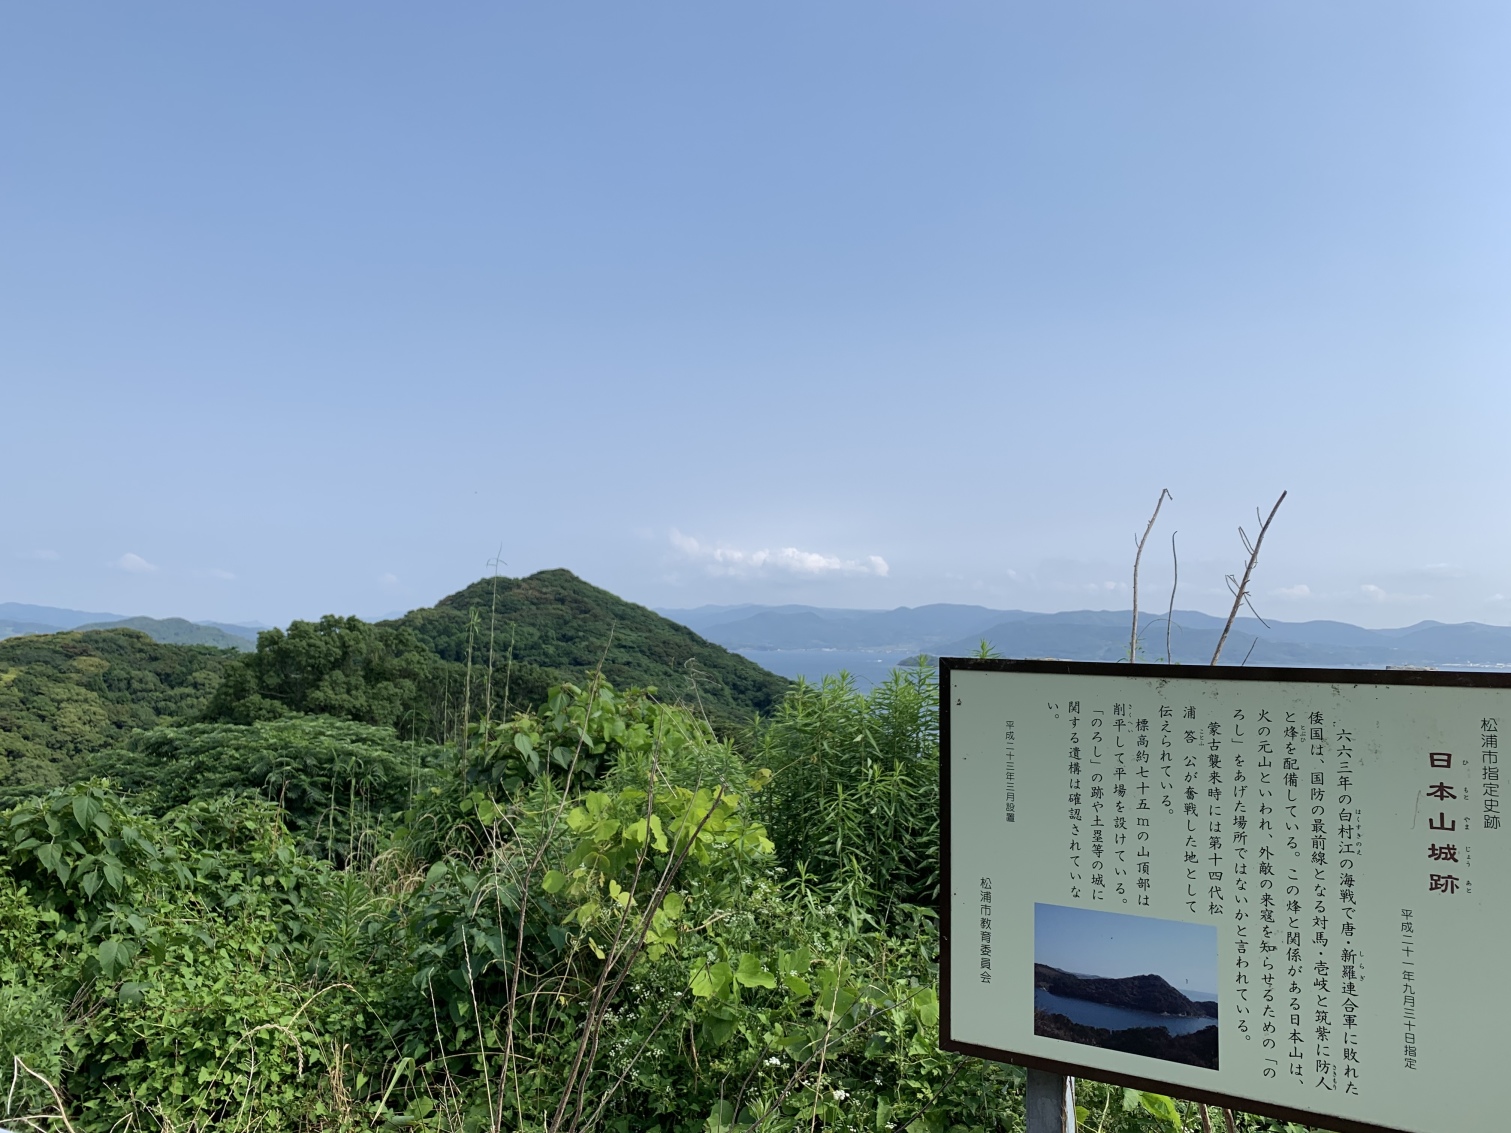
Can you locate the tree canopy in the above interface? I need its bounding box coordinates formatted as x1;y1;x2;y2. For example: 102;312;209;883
0;629;232;799
393;569;790;723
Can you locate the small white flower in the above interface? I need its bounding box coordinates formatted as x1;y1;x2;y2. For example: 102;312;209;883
764;1056;783;1067
832;1088;849;1102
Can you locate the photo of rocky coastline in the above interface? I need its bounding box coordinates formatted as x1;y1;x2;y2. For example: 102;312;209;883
1034;904;1219;1071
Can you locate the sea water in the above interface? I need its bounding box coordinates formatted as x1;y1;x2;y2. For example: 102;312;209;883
1034;989;1217;1036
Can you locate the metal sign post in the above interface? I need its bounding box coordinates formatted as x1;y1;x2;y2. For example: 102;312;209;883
1025;1069;1075;1133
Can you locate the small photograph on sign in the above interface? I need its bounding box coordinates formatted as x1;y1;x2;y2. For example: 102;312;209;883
1034;903;1219;1070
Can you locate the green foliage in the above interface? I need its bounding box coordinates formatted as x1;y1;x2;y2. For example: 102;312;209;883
552;772;774;960
202;614;439;731
393;568;791;724
464;679;727;794
0;628;233;798
756;662;939;922
83;715;445;861
0;873;71;1114
3;781;197;944
198;570;791;750
1;633;1311;1133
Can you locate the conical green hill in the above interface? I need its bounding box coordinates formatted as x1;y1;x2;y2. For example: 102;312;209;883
387;569;789;722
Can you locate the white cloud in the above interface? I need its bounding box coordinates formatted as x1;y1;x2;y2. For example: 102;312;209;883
1276;584;1312;598
113;552;157;574
15;549;59;561
1360;583;1432;604
208;568;236;581
378;572;400;588
670;530;889;579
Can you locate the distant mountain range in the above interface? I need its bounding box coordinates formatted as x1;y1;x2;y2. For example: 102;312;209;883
660;602;1511;674
0;603;263;651
14;594;1511;676
73;617;256;651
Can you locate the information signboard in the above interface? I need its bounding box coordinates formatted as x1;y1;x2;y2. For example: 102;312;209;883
940;658;1511;1133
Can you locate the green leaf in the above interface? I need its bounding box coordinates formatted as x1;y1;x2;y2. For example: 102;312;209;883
914;987;939;1027
541;869;568;894
734;952;776;989
98;938;125;978
816;983;857;1023
1134;1091;1183;1133
780;947;811;975
690;960;733;1000
72;794;101;834
706;1100;736;1133
119;981;148;1005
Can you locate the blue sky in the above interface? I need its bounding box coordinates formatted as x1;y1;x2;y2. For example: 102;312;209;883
1036;904;1218;995
5;3;1511;627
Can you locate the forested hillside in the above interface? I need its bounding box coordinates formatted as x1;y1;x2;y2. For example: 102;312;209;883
0;571;785;802
0;629;233;797
0;646;982;1132
389;569;790;722
0;577;1287;1133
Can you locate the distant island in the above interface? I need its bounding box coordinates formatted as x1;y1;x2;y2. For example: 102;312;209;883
1034;963;1218;1070
1034;963;1217;1018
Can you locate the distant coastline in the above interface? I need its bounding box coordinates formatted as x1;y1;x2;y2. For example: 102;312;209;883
1034;964;1217;1019
660;603;1511;677
1034;1009;1218;1070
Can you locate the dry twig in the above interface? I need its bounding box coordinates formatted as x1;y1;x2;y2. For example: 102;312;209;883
1165;531;1179;664
1210;491;1287;665
1130;489;1173;662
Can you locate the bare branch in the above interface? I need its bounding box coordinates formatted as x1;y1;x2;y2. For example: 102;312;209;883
1130;489;1172;663
1165;531;1178;664
1241;591;1270;628
1211;491;1287;665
